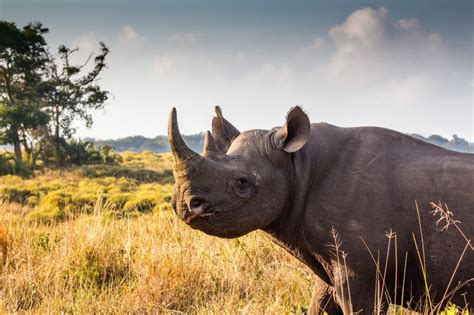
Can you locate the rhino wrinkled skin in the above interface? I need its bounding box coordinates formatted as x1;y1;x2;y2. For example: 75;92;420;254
168;106;473;314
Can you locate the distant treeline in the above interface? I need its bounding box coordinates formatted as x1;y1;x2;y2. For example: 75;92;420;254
410;134;473;153
90;133;473;154
89;134;205;154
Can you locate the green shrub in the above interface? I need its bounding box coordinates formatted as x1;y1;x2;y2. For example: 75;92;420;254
106;192;130;209
154;201;172;212
0;186;37;204
0;153;30;177
123;192;156;213
27;190;98;223
0;152;16;175
66;247;133;289
27;205;66;224
76;165;172;183
26;195;40;207
35;232;50;251
62;140;122;166
122;183;173;213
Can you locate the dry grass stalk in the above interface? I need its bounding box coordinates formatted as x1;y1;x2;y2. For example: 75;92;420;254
327;227;353;313
430;202;473;251
0;225;7;267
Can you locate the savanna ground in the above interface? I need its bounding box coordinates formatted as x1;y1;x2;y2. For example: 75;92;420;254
0;152;313;314
0;152;470;314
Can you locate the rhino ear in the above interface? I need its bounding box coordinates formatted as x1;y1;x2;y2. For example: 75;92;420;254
274;106;310;153
211;106;240;152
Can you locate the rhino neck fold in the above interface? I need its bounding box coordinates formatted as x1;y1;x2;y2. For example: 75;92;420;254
262;124;352;286
262;144;333;285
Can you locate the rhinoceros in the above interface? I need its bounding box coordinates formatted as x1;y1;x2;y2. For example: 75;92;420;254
168;106;473;313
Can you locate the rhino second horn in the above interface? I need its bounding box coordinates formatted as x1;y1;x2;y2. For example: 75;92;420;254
214;105;223;118
203;131;219;158
167;107;204;171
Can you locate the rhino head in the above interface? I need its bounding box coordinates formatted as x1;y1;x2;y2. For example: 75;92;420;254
168;106;310;238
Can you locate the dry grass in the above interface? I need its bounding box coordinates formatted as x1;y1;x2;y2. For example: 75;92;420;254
0;210;313;313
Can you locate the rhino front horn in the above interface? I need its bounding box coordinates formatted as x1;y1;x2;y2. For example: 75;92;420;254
168;108;204;170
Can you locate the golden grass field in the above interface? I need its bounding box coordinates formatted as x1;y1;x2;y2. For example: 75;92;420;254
0;152;314;314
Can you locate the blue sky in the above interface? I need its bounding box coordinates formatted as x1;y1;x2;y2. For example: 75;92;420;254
1;0;473;140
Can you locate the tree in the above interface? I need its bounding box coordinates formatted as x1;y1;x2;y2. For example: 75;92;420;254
0;21;50;166
448;135;470;152
42;42;109;167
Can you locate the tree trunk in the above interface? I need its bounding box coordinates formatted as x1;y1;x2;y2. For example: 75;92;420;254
11;125;22;164
53;106;62;168
20;128;32;162
30;142;41;175
3;71;22;164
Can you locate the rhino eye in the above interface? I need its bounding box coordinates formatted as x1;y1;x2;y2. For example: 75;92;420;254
233;176;255;198
237;177;248;185
235;177;252;194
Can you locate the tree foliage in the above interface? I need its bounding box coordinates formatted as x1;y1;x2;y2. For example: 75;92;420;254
0;20;110;173
62;140;121;166
42;42;110;166
0;21;50;164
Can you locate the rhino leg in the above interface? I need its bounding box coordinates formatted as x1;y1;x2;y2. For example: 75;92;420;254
308;277;343;315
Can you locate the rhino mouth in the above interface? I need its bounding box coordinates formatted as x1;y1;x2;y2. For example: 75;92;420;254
181;202;222;224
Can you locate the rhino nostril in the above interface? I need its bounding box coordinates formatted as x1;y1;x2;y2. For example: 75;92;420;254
186;196;205;215
190;198;203;208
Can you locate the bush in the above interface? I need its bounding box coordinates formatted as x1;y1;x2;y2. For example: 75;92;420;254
62;140;122;166
123;193;156;213
76;164;173;184
0;152;16;175
105;192;130;209
0;153;30;177
121;184;173;213
65;244;133;289
27;204;66;224
27;190;98;223
0;186;37;204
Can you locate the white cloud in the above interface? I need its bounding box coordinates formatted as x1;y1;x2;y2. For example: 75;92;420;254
296;37;325;57
246;62;294;85
329;7;388;48
323;6;461;91
169;32;204;48
376;76;428;108
395;18;421;32
118;25;143;44
235;50;247;62
71;32;99;53
151;54;174;77
69;32;105;70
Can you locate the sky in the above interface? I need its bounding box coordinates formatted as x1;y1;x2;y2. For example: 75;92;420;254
1;0;473;141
